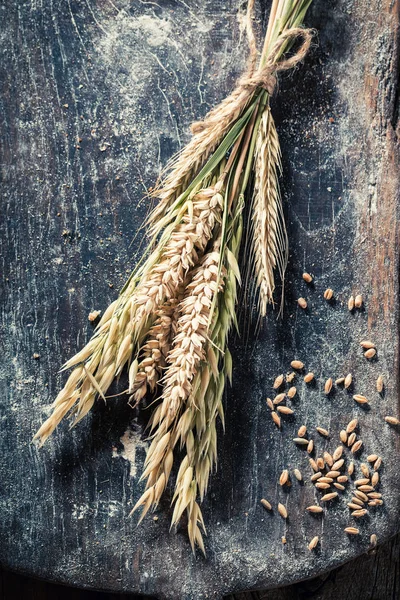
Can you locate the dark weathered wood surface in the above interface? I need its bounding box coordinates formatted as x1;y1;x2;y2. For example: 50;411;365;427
1;1;400;599
1;531;400;599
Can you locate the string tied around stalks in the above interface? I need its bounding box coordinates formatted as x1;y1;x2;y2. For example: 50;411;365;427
191;25;315;136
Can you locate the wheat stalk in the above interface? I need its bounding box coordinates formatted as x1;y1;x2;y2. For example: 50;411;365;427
35;0;315;553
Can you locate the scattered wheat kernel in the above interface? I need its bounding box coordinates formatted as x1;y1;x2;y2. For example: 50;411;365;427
304;372;314;383
345;527;359;535
385;416;400;425
334;483;345;491
278;503;288;518
309;458;319;472
298;297;307;309
348;462;355;476
303;272;313;283
319;477;334;483
354;294;363;308
360;340;375;349
280;469;290;486
311;472;322;482
332;446;343;461
376;376;384;393
306;505;323;513
287;386;297;398
316;482;331;490
351;497;364;506
316;427;329;437
326;470;341;478
307;440;314;454
370;534;378;546
344;373;353;389
277;406;294;415
291;360;304;370
347;432;357;447
348;295;355;311
271;412;281;428
354;490;369;502
323;452;333;467
324;288;334;300
368;492;382;499
355;478;370;486
370;499;384;506
346;419;358;433
261;499;272;511
340;430;348;443
293;438;309;445
353;394;368;405
88;310;101;322
316;458;325;471
351;440;363;453
367;454;378;463
308;536;319;550
273;374;285;389
371;472;379;487
348;502;363;510
273;393;286;405
358;485;374;492
332;458;344;470
374;457;382;471
266;398;274;410
364;348;376;359
298;425;307;437
294;469;302;481
351;509;368;518
286;372;296;383
324;378;333;394
321;492;338;502
337;475;348;483
282;536;287;544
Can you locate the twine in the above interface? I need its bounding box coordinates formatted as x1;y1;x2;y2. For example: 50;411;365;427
191;1;314;136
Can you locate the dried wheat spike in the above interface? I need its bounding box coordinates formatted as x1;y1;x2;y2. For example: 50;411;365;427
250;107;287;316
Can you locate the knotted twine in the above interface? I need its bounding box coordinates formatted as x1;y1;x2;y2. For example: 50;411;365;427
191;12;314;136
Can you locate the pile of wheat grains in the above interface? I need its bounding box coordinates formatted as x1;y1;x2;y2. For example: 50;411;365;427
261;277;398;552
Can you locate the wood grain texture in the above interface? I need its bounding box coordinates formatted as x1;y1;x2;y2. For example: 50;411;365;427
1;1;399;599
1;531;400;598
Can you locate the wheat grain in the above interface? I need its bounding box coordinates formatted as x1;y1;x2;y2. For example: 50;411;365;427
261;498;272;511
344;527;359;535
316;427;329;437
277;406;294;415
298;297;307;309
308;536;319;550
306;505;323;513
354;294;363;308
360;340;375;349
278;503;288;518
344;373;352;389
385;416;400;425
291;360;304;370
324;378;333;394
273;374;284;389
348;296;355;311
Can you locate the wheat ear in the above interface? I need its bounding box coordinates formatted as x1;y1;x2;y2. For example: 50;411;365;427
250;106;288;316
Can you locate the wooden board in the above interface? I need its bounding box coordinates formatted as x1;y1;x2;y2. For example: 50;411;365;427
1;530;400;599
1;1;399;599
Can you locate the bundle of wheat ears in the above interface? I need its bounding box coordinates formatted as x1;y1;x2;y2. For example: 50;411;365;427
34;0;315;553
